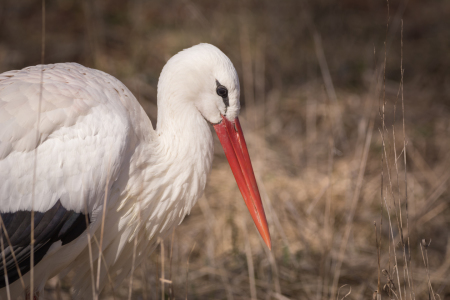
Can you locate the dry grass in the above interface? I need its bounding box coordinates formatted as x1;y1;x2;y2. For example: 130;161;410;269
1;0;449;299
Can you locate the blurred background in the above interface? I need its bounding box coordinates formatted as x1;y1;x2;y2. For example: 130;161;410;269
1;0;449;299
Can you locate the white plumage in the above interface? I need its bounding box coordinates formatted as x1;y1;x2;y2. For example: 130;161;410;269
0;43;270;299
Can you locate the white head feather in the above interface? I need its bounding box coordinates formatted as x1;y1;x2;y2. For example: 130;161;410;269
156;43;241;128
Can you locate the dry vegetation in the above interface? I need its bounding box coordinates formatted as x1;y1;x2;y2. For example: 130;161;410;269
1;0;449;299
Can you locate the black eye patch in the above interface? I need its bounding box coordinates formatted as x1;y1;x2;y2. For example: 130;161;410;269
215;80;229;107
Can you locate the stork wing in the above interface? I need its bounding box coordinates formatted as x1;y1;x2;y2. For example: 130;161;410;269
0;200;89;288
0;63;143;287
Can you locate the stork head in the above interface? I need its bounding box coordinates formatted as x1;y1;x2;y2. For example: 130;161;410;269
157;43;240;124
157;43;271;249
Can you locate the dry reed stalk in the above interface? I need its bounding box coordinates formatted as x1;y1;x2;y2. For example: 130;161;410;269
381;128;404;300
306;185;328;215
415;238;450;295
84;193;97;300
407;145;438;187
240;219;257;300
312;31;345;146
336;284;351;300
378;3;410;299
29;1;46;297
392;112;411;299
400;20;415;296
168;228;175;300
90;235;116;299
414;172;450;219
375;222;381;300
185;242;196;300
306;96;318;171
379;4;404;295
330;114;374;299
284;199;308;256
380;186;400;299
255;35;266;130
417;202;448;228
0;221;11;300
82;0;99;68
321;95;336;300
257;177;293;265
159;238;165;300
154;251;161;300
415;244;450;297
141;262;148;300
0;216;25;290
183;0;211;31
129;110;143;300
420;240;436;300
264;243;281;296
239;22;256;129
80;12;97;292
248;174;282;296
96;155;112;299
127;212;140;300
273;293;291;300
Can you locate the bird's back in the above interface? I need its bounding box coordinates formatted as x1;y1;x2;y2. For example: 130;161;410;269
0;63;153;213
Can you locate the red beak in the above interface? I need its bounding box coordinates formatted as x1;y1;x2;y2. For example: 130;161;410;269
213;115;271;249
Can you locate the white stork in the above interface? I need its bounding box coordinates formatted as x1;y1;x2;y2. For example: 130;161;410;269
0;43;271;299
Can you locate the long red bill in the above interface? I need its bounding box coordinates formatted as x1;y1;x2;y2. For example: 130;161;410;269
213;115;271;249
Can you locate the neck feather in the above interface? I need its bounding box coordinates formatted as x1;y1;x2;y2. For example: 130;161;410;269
120;95;214;241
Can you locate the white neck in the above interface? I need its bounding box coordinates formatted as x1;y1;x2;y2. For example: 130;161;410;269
156;100;214;186
118;90;214;241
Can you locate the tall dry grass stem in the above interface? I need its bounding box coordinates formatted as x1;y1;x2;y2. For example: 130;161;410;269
255;35;266;129
257;174;296;289
0;221;11;300
90;235;116;299
168;229;175;300
239;19;256;128
159;238;165;300
129;124;143;300
0;216;25;290
84;191;97;300
322;101;335;300
420;240;436;300
336;284;351;300
82;0;99;68
330;114;374;299
141;262;148;300
185;242;196;300
128;210;140;300
376;222;381;300
95;155;112;298
30;0;46;297
312;32;345;146
240;219;257;300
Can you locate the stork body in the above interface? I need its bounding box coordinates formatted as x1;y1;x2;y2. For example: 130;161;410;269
0;44;270;299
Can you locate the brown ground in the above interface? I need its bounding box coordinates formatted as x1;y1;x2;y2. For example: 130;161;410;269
1;0;449;299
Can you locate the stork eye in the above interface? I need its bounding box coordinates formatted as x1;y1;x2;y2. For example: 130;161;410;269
216;86;228;98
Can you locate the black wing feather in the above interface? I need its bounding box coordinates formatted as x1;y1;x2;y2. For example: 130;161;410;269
0;200;90;288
